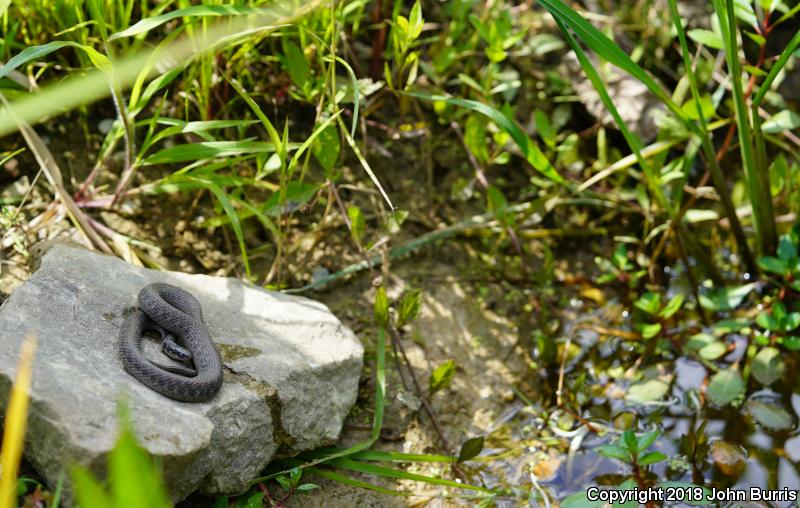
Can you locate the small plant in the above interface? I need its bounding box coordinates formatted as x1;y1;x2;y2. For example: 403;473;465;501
755;301;800;350
594;244;645;288
254;467;318;507
758;231;800;292
597;430;667;473
632;291;684;339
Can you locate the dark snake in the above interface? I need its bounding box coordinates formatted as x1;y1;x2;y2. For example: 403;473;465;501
118;283;223;402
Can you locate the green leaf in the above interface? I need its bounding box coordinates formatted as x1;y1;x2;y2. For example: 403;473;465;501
109;425;171;508
311;124;340;175
347;205;365;243
746;400;794;430
659;294;684;318
625;379;669;404
405;92;563;184
374;286;389;328
296;483;319;492
596;444;630;462
636;430;661;452
408;0;424;40
756;310;779;331
464;114;489;163
457;436;485;462
681;95;716;120
758;256;788;275
707;369;744;406
486;185;509;221
429;360;457;394
637;451;667;465
687;28;724;49
634;292;661;315
638;322;662;339
261;181;320;217
777;234;798;261
762;110;800;133
752;347;785;385
698;283;756;311
71;467;112;508
283;41;309;89
623;430;638;454
397;289;423;328
780;335;800;350
241;491;264;508
712;318;751;334
0;41;110;82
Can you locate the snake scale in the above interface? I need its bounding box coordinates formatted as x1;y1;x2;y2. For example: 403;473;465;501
118;283;223;402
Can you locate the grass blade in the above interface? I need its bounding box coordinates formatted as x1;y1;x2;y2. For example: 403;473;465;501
110;5;267;40
327;458;493;493
304;466;403;496
536;0;692;130
0;41;110;81
191;178;252;279
143;140;292;165
554;18;666;210
714;0;776;255
667;0;757;272
405;91;564;184
752;29;800;107
0;334;37;508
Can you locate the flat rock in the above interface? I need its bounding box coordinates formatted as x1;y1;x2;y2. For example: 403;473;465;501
0;244;363;503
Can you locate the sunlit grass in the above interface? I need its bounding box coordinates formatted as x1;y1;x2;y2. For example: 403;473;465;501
0;334;37;508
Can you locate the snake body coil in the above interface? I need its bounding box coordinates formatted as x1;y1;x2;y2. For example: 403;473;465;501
119;283;223;402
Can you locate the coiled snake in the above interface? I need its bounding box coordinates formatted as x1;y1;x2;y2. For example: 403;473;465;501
118;283;223;402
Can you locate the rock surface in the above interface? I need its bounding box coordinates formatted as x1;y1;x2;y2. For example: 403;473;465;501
0;244;363;503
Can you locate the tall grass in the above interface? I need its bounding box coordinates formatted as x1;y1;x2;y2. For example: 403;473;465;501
0;335;37;508
538;0;798;273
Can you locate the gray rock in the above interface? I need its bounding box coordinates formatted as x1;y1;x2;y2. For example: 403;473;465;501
0;244;363;503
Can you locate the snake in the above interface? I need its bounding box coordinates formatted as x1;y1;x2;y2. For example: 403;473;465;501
118;283;223;402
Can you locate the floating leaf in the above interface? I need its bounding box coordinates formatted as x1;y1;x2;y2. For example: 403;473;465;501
709;439;746;475
751;347;785;385
707;369;744;406
626;379;669;404
746;400;794;430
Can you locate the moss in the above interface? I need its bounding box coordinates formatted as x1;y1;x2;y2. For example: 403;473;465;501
217;344;262;362
222;368;296;451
